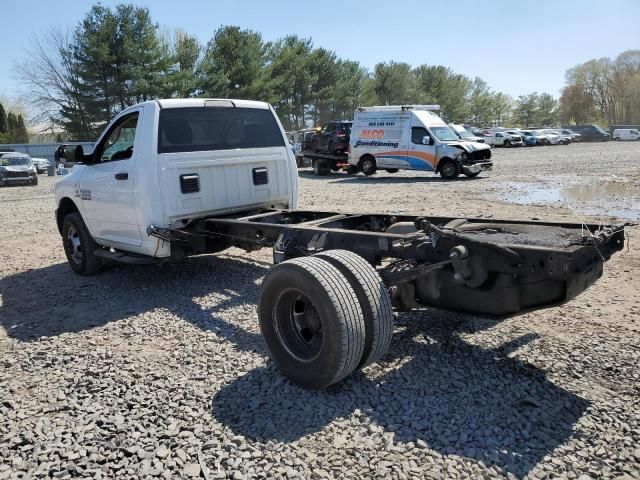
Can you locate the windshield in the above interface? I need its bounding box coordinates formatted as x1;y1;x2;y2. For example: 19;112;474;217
0;156;31;166
456;129;474;139
430;126;460;142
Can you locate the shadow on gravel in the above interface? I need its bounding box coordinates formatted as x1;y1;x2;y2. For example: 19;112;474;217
298;170;487;184
0;253;267;353
211;313;589;478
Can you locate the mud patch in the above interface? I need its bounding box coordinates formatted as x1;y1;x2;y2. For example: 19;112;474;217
499;180;640;221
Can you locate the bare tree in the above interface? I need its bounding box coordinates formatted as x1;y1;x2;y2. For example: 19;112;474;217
13;28;89;137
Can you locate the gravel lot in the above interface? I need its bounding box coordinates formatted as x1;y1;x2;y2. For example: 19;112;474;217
1;141;639;479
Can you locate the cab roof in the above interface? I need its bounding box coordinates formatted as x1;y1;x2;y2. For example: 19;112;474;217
155;98;270;110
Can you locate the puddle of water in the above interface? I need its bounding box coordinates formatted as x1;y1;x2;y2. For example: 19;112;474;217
562;182;638;202
501;181;640;221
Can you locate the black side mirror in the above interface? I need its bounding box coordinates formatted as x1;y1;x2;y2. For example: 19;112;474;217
63;145;90;164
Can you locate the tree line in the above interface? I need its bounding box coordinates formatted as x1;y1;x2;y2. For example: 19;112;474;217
559;50;640;126
0;102;29;144
13;3;638;142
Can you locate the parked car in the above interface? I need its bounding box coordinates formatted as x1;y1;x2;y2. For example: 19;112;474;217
292;129;318;167
31;157;50;174
450;124;486;143
296;129;317;152
311;121;352;154
612;128;640;141
0;153;38;186
506;130;536;146
559;128;582;142
561;125;610;142
540;129;570;145
483;131;524;147
519;130;548;146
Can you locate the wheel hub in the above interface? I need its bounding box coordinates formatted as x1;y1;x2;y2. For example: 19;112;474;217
66;226;83;264
274;291;324;361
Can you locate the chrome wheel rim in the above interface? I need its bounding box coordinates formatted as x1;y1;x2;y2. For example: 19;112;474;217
66;225;83;265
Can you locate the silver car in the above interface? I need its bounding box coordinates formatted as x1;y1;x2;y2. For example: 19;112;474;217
0;153;38;186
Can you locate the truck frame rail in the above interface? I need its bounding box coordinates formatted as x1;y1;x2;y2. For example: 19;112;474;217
149;209;625;317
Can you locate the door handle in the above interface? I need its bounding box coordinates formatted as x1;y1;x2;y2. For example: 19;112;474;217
115;173;128;180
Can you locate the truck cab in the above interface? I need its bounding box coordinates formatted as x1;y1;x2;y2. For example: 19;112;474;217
349;106;492;179
55;99;298;262
483;131;524;148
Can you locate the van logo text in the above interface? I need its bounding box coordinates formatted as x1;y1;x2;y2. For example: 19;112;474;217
360;129;385;139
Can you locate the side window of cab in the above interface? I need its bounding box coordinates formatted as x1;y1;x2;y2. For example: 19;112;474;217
97;112;140;162
411;127;429;144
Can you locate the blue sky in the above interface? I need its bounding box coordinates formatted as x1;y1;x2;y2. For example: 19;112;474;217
1;0;639;104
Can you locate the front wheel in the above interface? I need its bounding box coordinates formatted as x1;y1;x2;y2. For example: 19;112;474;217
62;213;103;275
258;256;366;389
439;160;460;180
31;176;38;186
504;140;511;148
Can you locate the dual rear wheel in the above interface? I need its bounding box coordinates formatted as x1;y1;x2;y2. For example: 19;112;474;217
259;250;393;389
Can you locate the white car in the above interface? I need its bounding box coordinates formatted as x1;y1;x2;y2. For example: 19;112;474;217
31;157;50;174
539;129;570;145
612;128;640;141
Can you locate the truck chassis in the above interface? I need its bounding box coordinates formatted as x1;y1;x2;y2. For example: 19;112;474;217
145;209;624;388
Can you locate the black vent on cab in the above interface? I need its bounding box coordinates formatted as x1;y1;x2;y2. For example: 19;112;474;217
252;167;268;185
180;174;200;193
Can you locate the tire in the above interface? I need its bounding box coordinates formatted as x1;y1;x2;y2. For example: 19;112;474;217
385;169;399;173
31;176;38;186
504;140;511;148
439;160;460;180
313;160;330;176
314;250;393;369
360;156;377;176
258;257;366;389
62;213;103;275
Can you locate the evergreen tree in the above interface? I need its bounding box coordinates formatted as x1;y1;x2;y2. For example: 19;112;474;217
0;102;7;134
6;112;17;133
373;62;416;105
170;29;200;98
199;26;264;99
15;115;29;143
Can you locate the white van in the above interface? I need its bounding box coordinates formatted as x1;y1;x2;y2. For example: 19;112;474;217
349;106;492;179
612;128;640;141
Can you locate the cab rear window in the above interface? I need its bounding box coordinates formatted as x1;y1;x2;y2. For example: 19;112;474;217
158;107;285;154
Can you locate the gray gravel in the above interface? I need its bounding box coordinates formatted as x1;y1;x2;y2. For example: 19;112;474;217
1;141;639;479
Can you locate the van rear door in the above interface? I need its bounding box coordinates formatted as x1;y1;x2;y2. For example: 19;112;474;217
156;105;295;223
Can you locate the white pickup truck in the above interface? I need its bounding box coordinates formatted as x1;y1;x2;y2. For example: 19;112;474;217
54;98;624;389
482;131;524;147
